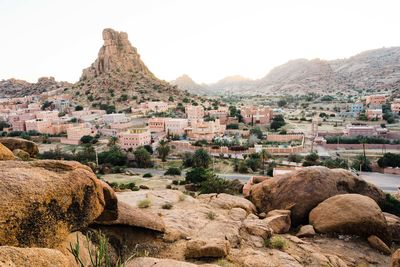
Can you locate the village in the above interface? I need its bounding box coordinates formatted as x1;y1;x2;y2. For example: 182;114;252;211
0;87;399;193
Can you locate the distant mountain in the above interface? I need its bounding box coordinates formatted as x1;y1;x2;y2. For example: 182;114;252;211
175;47;400;96
67;28;187;108
171;74;209;95
0;77;71;98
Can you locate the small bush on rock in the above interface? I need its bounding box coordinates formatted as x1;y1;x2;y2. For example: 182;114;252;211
264;236;288;250
138;198;151;208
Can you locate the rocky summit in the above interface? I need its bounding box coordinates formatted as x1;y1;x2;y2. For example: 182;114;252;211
68;28;187;109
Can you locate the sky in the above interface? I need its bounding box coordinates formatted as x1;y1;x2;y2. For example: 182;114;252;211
1;0;400;84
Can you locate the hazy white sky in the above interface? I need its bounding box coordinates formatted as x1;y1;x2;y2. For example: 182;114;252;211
1;0;400;83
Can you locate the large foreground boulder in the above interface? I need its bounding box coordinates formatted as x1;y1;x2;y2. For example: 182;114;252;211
309;194;389;242
393;249;400;267
0;160;118;248
249;166;386;225
0;246;69;267
0;137;39;157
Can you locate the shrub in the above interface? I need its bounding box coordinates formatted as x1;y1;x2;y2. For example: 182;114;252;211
378;153;400;168
143;173;153;178
165;167;181;176
199;175;240;194
264;236;288;250
206;211;217;220
381;194;400;216
137;198;151;208
186;167;209;184
193;149;211;168
98;147;127;166
133;147;153;168
162;202;173;209
178;194;186;202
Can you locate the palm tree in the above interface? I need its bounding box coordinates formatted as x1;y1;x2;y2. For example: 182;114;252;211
157;139;171;162
260;149;270;174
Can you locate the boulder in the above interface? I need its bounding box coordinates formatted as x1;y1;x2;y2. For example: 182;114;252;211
249;166;386;225
264;210;291;234
13;148;30;160
0;246;69;267
309;194;389;242
198;193;256;213
0;143;16;160
367;235;391;255
229;207;248;221
0;160;118;248
243;218;273;239
185;238;230;258
296;225;316;238
0;137;39;157
393;249;400;267
384;212;400;242
96;201;165;232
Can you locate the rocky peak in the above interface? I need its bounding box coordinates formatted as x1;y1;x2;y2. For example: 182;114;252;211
81;28;151;80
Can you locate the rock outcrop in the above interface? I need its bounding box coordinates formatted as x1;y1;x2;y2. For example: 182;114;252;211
385;212;400;242
0;143;16;160
127;257;218;267
309;194;389;242
69;28;188;109
0;137;39;157
185;238;230;258
96;201;165;232
367;235;392;255
0;246;70;267
0;160;117;248
296;225;316;238
393;249;400;267
249;166;386;225
81;29;151;80
0;77;71;98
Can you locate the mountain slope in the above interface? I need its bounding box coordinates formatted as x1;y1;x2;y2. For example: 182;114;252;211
171;74;209;95
0;77;71;98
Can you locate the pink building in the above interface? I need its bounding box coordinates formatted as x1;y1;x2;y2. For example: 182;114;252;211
148;117;166;133
118;128;151;150
366;108;383;120
140;101;169;113
343;124;387;136
36;111;59;120
391;103;400;114
365;95;386;106
187;119;225;141
240;106;273;125
61;125;95;145
165;118;189;136
185;105;204;122
25;119;52;134
207;107;229;125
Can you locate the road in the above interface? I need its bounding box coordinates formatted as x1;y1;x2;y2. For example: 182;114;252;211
128;168;400;193
361;172;400;193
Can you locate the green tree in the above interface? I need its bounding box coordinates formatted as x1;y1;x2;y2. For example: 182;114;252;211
193;149;211;168
323;157;348;169
108;136;118;147
165;167;181;176
133;147;153;168
156;139;171;162
182;152;194;168
80;135;95;144
303;152;319;166
250;127;263;139
98;146;127;166
75;105;84;111
377;153;400;168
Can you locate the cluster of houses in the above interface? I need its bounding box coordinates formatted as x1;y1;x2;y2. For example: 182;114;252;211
340;94;399;120
0;90;276;151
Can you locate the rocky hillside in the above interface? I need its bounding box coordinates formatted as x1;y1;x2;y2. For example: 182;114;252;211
68;28;188;109
0;77;71;98
177;47;400;96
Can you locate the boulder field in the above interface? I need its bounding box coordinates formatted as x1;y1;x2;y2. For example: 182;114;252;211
0;156;398;266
